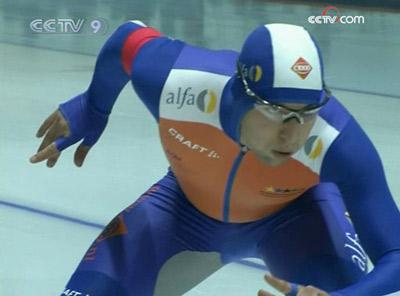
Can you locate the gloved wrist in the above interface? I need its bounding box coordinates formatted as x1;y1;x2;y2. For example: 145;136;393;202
56;92;108;151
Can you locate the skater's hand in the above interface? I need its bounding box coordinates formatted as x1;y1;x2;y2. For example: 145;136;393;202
258;273;329;296
30;109;91;167
30;93;108;167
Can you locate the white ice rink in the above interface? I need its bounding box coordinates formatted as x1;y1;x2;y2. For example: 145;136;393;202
2;2;400;295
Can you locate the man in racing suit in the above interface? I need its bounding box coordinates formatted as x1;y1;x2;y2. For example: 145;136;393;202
30;21;400;296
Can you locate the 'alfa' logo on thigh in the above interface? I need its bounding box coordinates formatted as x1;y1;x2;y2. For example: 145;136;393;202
344;232;368;272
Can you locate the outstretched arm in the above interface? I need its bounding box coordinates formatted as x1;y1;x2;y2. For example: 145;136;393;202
321;118;400;295
87;20;161;114
30;21;161;166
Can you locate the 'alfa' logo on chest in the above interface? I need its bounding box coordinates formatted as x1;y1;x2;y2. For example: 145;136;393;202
164;87;217;113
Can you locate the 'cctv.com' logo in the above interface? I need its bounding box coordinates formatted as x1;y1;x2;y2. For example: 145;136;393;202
308;6;365;25
30;18;107;34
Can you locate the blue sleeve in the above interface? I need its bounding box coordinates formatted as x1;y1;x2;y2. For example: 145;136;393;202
86;22;144;114
56;22;155;150
130;37;185;120
321;118;400;295
86;20;184;120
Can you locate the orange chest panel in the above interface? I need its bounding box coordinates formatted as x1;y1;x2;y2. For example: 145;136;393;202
159;118;319;222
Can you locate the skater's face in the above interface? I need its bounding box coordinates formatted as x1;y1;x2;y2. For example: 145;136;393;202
239;104;317;167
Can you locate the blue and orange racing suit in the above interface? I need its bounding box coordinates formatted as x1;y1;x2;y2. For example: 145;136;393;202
59;21;400;296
